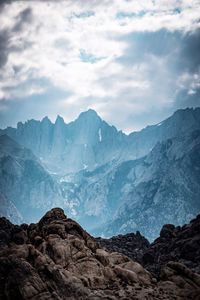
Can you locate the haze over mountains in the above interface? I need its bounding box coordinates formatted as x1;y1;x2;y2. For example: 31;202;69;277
0;107;200;240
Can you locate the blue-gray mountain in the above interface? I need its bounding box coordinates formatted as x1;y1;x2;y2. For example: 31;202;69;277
0;135;66;223
2;107;200;174
91;130;200;240
0;107;200;240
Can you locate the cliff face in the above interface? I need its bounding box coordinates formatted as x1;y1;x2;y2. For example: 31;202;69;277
0;208;200;300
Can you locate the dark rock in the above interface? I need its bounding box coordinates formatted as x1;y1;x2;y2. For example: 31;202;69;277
96;215;200;279
38;208;67;228
142;214;200;276
96;231;150;263
0;208;200;299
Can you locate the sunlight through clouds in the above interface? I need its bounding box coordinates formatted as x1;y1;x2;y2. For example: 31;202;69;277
0;0;200;131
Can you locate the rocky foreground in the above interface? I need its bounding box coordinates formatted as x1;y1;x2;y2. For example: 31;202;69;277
97;214;200;277
0;209;200;299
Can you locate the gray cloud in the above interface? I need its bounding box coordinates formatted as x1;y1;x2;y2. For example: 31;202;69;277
0;29;10;68
0;5;32;69
13;7;32;32
176;29;200;73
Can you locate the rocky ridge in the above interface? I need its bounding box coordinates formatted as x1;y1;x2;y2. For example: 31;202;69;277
0;208;200;299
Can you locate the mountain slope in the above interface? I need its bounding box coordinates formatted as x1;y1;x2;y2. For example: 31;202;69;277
126;107;200;159
0;135;66;223
57;129;200;240
96;130;200;240
0;193;22;224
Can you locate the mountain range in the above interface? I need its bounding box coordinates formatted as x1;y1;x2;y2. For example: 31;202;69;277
0;107;200;240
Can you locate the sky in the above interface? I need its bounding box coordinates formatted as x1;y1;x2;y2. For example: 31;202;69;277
0;0;200;133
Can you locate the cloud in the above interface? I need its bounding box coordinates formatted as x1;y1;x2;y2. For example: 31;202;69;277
0;0;200;131
0;29;10;68
13;7;32;32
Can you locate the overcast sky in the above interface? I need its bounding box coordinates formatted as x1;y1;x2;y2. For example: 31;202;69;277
0;0;200;133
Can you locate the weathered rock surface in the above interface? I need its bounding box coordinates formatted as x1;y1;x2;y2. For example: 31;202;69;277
97;214;200;281
0;208;200;299
142;214;200;277
96;231;150;263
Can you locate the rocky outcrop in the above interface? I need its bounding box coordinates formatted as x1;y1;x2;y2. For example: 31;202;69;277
0;208;200;299
96;231;150;263
142;214;200;276
98;214;200;281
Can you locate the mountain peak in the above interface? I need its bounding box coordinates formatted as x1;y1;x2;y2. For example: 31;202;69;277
75;109;103;126
42;116;51;124
78;109;100;119
55;115;65;124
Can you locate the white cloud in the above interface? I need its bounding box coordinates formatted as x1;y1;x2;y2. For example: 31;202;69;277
0;0;200;130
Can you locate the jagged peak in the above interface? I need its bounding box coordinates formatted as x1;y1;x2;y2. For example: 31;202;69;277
78;109;100;120
41;116;52;124
55;115;65;124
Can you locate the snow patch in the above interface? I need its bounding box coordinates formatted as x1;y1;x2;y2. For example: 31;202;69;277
98;128;102;142
157;122;163;126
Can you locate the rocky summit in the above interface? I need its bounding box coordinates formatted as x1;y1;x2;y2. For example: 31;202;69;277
0;208;200;299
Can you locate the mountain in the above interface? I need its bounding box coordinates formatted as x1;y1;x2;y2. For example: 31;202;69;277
126;107;200;159
2;107;200;174
1;109;126;174
92;130;200;240
58;128;200;240
0;107;200;237
0;208;200;299
0;135;66;223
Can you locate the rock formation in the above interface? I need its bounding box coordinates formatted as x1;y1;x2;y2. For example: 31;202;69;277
142;214;200;277
96;231;150;263
97;214;200;280
0;208;200;299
